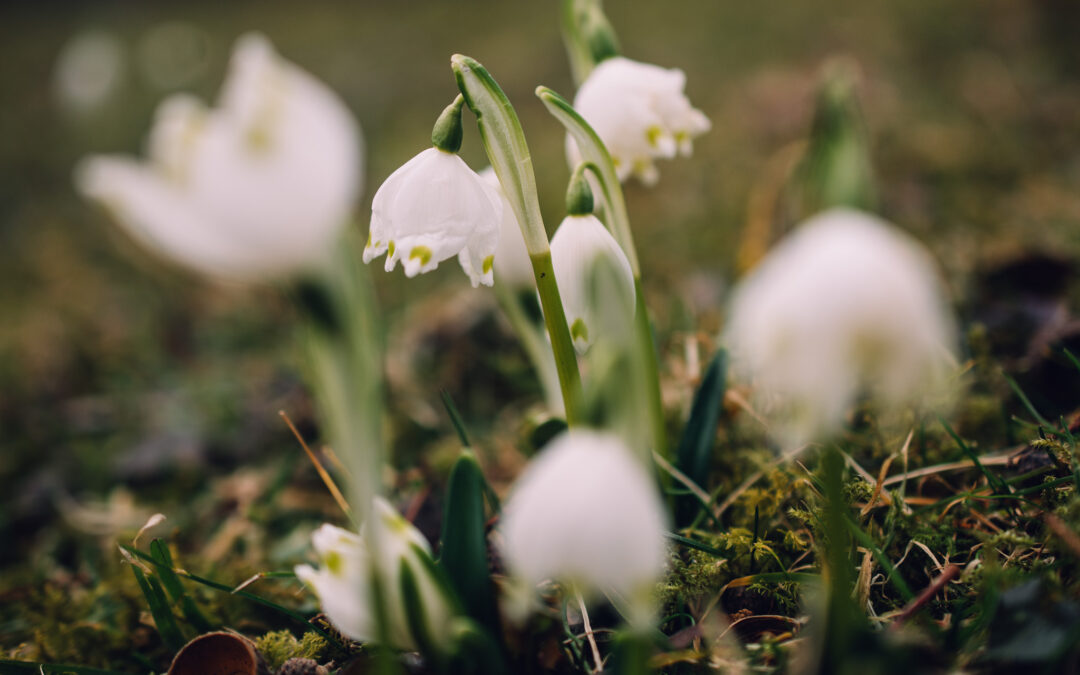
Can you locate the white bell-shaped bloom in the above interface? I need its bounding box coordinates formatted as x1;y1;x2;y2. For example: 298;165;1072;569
295;498;456;652
498;430;668;625
364;148;501;288
75;33;362;281
569;56;710;185
550;214;636;353
724;208;957;446
479;168;534;288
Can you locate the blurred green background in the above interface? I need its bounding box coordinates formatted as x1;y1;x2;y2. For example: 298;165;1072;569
2;0;1080;573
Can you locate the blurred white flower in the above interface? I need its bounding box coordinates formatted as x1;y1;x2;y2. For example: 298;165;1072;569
479;168;534;288
724;207;957;446
550;214;635;353
294;498;456;652
76;33;361;281
54;30;126;114
568;56;710;185
498;430;668;626
364;148;501;288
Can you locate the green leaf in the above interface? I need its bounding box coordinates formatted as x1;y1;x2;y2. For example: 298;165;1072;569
119;544;344;650
130;564;185;652
440;390;471;447
536;85;639;276
438;451;500;636
399;559;439;661
673;349;727;527
447;618;509;675
149;539;214;633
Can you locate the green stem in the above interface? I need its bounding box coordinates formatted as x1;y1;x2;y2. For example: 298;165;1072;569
560;0;595;86
634;279;667;457
452;54;584;424
820;445;857;672
532;251;583;424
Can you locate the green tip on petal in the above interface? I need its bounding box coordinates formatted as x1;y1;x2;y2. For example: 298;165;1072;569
409;246;433;266
566;163;595;216
388;240;396;257
570;318;589;343
324;550;343;576
482;255;494;275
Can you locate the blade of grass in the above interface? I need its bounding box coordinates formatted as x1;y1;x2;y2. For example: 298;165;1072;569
119;544;344;649
149;539;214;634
130;565;186;651
672;350;727;527
938;416;1010;495
440;390;471;447
1003;374;1052;428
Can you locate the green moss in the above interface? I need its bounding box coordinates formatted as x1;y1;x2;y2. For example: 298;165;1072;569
254;630;329;671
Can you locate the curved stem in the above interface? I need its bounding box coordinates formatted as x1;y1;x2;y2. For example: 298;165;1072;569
453;54;583;424
494;282;565;415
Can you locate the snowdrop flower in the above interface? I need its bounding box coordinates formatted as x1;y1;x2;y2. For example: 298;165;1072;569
724;208;957;446
550;171;635;353
479;168;534;288
364;96;501;288
76;33;361;281
568;56;710;185
498;430;668;626
295;498;457;652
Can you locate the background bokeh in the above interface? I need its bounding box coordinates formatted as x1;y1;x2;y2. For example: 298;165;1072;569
3;0;1080;585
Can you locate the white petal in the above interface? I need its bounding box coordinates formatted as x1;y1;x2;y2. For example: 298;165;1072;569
724;207;957;445
479;168;533;288
499;430;668;613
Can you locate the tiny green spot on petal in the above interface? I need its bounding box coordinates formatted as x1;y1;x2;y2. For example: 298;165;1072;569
388;241;396;257
570;318;589;343
646;125;663;147
366;231;372;248
482;255;494;274
325;551;343;576
409;246;432;266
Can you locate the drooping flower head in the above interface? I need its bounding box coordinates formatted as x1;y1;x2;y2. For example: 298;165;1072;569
76;33;362;281
724;208;957;446
568;56;710;185
363;96;502;288
550;168;636;353
294;498;457;652
498;430;668;626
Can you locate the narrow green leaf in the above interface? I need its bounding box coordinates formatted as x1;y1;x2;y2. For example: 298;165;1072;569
439;451;500;636
119;545;344;649
131;565;185;651
673;350;727;527
440;390;471;447
1003;373;1052;428
149;539;214;633
399;560;438;660
447;617;509;675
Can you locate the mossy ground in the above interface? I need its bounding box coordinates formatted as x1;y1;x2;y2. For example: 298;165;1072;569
3;1;1080;673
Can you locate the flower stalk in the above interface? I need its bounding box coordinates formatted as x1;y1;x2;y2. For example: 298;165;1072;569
538;86;667;458
452;54;583;424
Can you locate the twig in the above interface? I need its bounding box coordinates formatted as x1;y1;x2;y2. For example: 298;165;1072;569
889;564;962;630
280;410;353;522
577;592;604;673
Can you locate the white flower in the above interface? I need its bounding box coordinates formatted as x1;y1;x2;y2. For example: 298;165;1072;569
568;56;710;185
498;430;668;625
479;168;534;288
550;214;636;353
75;33;362;281
364;148;501;288
294;498;457;652
724;207;957;446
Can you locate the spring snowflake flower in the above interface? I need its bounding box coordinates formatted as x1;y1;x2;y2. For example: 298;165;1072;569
550;213;636;353
76;33;361;281
724;208;957;446
479;168;534;288
568;56;710;185
294;498;456;652
364;149;502;288
498;430;668;626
